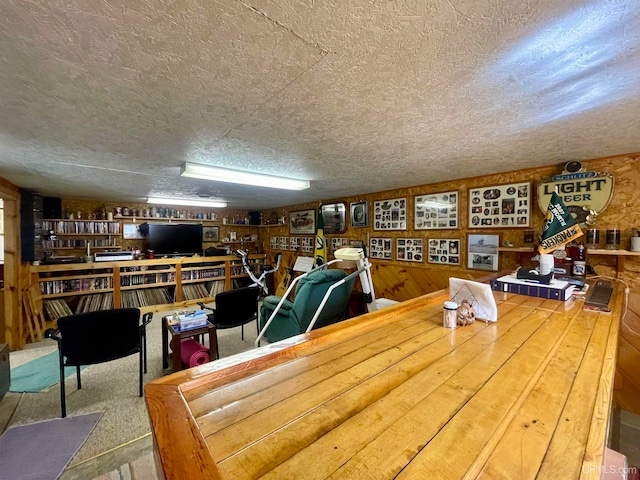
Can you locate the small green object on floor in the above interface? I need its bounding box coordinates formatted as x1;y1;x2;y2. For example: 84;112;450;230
10;351;88;393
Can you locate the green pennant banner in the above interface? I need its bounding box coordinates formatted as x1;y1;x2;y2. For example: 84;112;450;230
539;191;583;254
314;206;326;266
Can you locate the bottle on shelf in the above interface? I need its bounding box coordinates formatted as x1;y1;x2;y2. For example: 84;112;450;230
553;244;572;276
572;242;587;277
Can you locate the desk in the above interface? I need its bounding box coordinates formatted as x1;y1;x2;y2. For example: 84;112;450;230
161;316;217;372
146;285;622;479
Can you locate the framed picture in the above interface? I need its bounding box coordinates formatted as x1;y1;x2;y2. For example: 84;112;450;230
123;223;145;239
202;226;219;242
331;237;349;255
468;182;531;228
270;236;278;250
301;236;314;253
370;237;393;259
396;238;423;262
415;191;458;229
428;238;461;265
373;197;407;230
289;209;315;235
467;234;500;271
289;236;301;251
350;201;369;228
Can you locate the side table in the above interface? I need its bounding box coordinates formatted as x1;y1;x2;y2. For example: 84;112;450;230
162;316;218;373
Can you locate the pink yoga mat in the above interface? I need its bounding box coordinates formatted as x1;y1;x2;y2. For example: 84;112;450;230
180;338;210;368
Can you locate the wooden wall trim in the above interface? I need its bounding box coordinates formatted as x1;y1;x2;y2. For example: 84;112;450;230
0;178;21;348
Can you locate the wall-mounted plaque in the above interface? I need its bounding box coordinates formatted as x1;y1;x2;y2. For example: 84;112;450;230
537;170;613;224
469;182;531;228
415;191;458;229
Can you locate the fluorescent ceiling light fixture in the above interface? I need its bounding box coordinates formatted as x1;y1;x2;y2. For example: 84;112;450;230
147;197;227;208
180;162;310;191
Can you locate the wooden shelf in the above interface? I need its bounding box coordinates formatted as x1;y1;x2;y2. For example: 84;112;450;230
121;283;176;291
586;248;640;256
30;254;263;311
50;234;121;238
497;246;640;277
182;278;224;285
120;268;176;276
42;288;114;299
44;245;123;250
115;216;217;223
497;247;535;253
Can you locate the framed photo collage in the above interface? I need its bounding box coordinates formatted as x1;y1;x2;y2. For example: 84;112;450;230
271;183;529;271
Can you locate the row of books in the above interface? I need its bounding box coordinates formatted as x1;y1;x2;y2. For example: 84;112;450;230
43;238;119;248
42;282;228;321
230;266;259;276
182;284;209;300
121;288;173;308
40;277;113;295
43;220;121;234
43;298;73;321
120;273;176;286
75;293;114;313
181;268;225;280
208;280;226;297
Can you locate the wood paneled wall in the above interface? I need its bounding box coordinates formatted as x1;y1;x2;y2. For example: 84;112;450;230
5;151;640;349
262;153;640;300
0;178;21;348
615;290;640;415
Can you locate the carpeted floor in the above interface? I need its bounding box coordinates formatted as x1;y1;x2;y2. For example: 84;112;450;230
6;304;262;467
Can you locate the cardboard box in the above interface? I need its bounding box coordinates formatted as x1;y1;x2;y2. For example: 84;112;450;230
178;310;208;330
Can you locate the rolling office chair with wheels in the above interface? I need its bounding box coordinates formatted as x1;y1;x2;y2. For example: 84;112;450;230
198;285;261;356
45;308;153;418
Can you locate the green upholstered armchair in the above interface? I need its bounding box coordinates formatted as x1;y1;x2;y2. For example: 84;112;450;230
259;268;356;343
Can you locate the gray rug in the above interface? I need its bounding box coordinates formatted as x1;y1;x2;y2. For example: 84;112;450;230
7;305;261;465
0;412;102;480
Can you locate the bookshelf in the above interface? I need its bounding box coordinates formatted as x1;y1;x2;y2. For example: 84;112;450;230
30;254;264;322
42;219;122;252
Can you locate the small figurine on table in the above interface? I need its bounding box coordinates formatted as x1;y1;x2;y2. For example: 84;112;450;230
456;299;476;326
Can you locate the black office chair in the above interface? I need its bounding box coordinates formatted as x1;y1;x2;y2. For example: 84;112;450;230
198;285;260;355
45;308;153;418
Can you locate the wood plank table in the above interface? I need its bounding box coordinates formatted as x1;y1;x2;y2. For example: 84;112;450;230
145;284;623;480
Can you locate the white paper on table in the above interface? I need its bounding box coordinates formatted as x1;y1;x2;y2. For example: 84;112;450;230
449;277;498;322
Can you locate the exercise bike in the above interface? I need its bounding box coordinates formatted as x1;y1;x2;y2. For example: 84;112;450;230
234;249;282;297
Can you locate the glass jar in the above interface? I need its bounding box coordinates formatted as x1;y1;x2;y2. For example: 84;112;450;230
606;229;620;250
443;301;458;329
586;229;600;249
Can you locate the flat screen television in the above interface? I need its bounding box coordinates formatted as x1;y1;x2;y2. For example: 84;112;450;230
147;223;203;257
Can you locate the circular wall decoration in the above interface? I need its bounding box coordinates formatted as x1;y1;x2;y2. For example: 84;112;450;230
565;161;582;173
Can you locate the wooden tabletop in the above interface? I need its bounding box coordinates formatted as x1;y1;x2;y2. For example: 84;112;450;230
145;284;623;480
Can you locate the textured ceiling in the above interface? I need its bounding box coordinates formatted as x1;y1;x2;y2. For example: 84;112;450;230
0;0;639;209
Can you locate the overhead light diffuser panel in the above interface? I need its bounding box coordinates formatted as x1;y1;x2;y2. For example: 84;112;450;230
180;162;310;191
147;197;227;208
